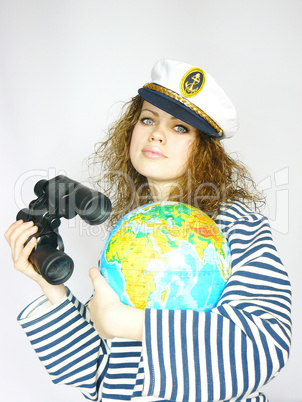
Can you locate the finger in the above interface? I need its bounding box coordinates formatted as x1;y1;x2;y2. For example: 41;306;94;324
4;220;23;242
8;230;36;269
9;224;38;265
14;224;38;251
7;221;34;247
20;236;37;260
11;225;38;261
89;267;101;283
13;237;37;274
89;268;109;294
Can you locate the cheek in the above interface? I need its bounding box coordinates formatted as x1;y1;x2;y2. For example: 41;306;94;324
129;128;140;164
129;141;134;166
179;139;195;163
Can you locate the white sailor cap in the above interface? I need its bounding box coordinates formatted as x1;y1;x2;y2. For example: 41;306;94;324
138;59;239;139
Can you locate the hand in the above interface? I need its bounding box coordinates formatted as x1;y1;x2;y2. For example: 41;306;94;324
5;220;41;282
88;267;144;341
5;220;67;303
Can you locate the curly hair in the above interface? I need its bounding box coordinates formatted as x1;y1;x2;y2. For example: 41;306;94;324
90;95;264;227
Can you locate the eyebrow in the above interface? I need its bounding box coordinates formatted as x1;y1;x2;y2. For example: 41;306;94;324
141;108;159;116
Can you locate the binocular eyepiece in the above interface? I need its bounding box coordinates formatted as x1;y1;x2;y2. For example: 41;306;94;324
17;175;111;285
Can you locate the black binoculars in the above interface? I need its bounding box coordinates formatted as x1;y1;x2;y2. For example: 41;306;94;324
16;175;111;285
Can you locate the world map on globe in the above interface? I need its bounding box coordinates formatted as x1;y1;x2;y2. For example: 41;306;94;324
100;202;231;311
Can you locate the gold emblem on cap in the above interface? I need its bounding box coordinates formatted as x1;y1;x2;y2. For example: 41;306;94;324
180;68;206;98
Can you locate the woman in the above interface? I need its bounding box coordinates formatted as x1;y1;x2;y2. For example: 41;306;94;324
5;59;292;401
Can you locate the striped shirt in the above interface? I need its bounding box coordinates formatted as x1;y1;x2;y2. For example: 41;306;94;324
17;201;292;401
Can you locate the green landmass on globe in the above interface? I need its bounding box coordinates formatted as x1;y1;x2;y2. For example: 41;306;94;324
100;202;231;311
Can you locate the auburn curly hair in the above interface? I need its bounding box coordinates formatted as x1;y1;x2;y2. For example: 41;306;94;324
90;95;264;227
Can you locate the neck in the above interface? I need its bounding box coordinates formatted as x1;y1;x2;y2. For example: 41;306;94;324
148;180;173;202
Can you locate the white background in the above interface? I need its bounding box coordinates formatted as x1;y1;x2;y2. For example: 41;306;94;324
0;1;301;401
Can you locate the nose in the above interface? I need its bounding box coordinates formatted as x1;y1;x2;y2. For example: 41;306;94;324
148;125;166;144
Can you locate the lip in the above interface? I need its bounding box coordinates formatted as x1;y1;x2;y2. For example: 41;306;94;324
142;146;167;159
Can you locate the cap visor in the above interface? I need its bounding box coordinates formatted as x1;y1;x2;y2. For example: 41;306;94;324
138;87;221;138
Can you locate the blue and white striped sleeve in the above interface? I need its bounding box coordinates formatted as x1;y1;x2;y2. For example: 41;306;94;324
17;288;109;401
141;202;292;401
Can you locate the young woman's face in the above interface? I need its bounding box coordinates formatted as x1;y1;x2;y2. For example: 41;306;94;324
130;101;198;199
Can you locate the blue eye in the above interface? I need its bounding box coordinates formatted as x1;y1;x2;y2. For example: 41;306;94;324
141;117;154;126
175;125;188;133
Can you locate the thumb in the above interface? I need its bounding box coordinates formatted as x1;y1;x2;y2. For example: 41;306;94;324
89;267;101;283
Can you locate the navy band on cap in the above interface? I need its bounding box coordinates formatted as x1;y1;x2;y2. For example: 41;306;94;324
138;86;222;138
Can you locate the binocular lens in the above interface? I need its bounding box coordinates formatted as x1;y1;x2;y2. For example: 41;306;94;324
31;245;74;285
77;193;112;225
46;257;72;282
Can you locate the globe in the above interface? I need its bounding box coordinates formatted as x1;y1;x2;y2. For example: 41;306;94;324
100;202;231;311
